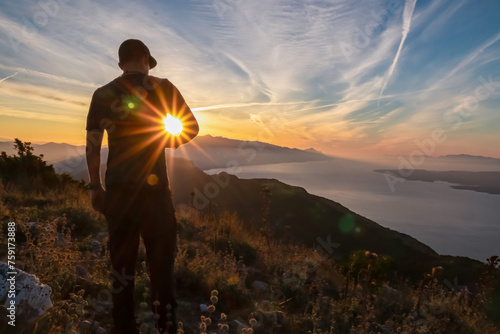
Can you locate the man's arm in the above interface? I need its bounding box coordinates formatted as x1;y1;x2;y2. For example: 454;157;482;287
166;85;199;148
86;130;105;212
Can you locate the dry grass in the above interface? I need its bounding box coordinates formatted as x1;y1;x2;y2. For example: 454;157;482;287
0;181;499;334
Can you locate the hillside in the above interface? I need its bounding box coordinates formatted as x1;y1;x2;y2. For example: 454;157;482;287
1;140;499;333
68;156;488;282
167;158;485;283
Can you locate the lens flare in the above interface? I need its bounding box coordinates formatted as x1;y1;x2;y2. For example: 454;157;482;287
163;114;183;136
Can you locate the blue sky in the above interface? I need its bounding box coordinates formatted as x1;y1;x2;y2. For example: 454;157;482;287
0;0;499;158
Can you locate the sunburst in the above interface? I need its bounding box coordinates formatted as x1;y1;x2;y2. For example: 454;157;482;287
163;114;183;136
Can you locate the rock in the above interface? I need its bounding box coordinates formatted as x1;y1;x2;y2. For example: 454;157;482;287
229;319;248;334
0;262;53;328
76;320;106;334
251;280;270;295
245;267;268;283
262;310;285;324
382;285;399;295
89;240;103;254
199;303;208;312
76;265;89;279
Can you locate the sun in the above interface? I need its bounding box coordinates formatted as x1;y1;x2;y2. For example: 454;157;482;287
163;114;183;136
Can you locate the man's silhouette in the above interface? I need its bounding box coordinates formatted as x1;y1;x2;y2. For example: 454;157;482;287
86;39;199;334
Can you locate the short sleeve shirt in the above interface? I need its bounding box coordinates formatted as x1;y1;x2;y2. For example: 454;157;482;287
86;73;182;189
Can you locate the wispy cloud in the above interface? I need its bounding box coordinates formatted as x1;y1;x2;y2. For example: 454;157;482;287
0;0;499;157
428;31;500;92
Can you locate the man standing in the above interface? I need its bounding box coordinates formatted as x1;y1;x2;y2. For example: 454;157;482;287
86;39;199;334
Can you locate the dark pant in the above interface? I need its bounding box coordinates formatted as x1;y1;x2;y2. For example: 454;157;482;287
104;185;178;334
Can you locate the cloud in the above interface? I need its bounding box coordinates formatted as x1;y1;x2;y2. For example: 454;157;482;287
428;31;500;92
0;80;88;108
0;0;499;156
0;64;99;88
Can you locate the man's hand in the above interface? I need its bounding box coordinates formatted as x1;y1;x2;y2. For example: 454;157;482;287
86;130;105;212
90;185;106;213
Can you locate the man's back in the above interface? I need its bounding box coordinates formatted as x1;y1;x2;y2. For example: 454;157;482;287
87;72;187;189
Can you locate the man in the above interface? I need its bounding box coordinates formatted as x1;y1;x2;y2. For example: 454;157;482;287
86;39;199;334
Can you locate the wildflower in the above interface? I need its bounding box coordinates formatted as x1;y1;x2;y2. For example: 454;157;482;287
204;317;212;326
210;295;218;304
211;289;219;296
249;318;257;326
208;305;216;313
432;266;443;277
221;324;229;331
220;313;227;321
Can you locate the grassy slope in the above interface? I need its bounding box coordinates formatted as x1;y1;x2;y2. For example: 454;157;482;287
1;159;499;332
169;159;485;284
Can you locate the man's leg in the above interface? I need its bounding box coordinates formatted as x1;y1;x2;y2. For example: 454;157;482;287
141;191;178;334
106;189;141;333
143;232;177;333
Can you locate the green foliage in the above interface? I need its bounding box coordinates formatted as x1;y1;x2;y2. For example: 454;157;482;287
0;138;81;191
58;206;105;239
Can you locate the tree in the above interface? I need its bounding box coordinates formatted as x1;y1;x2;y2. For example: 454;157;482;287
0;138;60;189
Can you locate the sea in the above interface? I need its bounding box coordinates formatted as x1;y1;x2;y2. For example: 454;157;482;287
205;157;500;262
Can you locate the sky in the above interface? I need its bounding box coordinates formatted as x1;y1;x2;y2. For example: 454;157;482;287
0;0;499;159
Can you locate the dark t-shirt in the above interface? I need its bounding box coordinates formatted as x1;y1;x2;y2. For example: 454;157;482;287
86;73;185;190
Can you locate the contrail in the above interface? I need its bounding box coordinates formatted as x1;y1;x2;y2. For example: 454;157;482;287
378;0;417;105
0;70;23;83
191;100;312;112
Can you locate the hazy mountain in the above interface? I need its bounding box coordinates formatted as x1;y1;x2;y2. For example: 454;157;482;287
0;135;330;179
439;154;500;162
304;148;323;154
167;135;332;170
0;141;87;164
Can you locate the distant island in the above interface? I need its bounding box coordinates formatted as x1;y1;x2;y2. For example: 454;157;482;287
375;169;500;195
